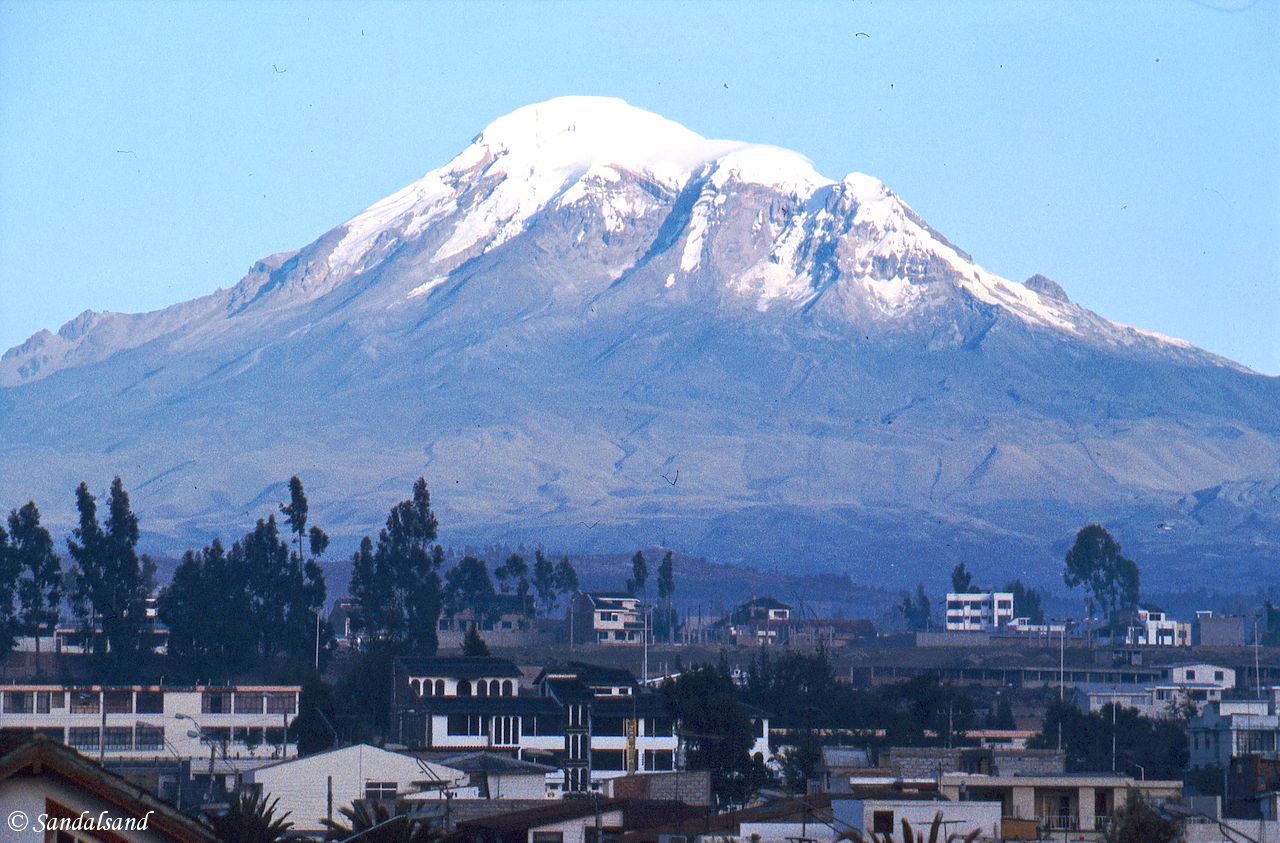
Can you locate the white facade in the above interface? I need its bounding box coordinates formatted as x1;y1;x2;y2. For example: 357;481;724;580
1189;700;1280;768
833;799;1002;841
0;685;299;762
1124;609;1192;647
247;745;465;833
587;594;645;645
945;592;1014;632
1075;663;1236;719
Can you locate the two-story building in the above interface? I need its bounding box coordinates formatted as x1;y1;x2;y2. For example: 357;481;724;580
945;592;1014;632
1122;608;1192;647
391;657;680;795
938;771;1182;838
0;684;299;764
1189;700;1280;769
569;592;646;646
1074;662;1237;719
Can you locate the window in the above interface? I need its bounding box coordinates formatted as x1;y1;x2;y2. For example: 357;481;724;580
531;715;564;736
434;680;445;696
365;781;398;800
1186;670;1196;681
68;728;99;750
135;691;164;714
503;680;514;697
873;811;895;835
265;693;296;715
234;727;265;747
644;717;673;737
4;692;33;714
644;749;673;771
235;692;264;714
200;727;231;745
48;691;65;709
477;681;488;697
533;833;564;843
458;680;472;697
594;717;626;737
446;714;486;737
492;716;520;745
103;690;132;714
135;725;164;751
1216;671;1225;682
69;690;99;714
102;727;132;751
202;691;232;714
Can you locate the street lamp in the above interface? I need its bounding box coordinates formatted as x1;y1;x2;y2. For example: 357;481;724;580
176;713;221;804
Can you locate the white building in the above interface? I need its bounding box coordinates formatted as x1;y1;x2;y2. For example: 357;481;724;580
1123;608;1192;647
570;592;646;645
0;684;299;763
1189;700;1280;768
391;658;679;795
833;798;1002;841
1006;617;1067;636
246;744;465;834
1074;662;1236;719
945;592;1014;632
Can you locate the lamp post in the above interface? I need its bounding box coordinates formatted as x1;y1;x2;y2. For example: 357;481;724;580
176;713;219;804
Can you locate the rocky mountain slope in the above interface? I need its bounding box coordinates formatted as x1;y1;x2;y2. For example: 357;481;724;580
2;97;1276;589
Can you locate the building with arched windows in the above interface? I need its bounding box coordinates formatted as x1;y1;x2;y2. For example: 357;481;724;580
391;657;680;796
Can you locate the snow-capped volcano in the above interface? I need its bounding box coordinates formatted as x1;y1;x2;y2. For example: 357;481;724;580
1;97;1275;586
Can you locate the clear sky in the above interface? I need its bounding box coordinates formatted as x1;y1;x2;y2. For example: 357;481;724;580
1;0;1277;372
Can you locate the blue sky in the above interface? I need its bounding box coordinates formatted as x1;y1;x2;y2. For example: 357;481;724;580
1;0;1277;372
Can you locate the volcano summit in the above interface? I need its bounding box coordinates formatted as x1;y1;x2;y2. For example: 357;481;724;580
2;97;1276;587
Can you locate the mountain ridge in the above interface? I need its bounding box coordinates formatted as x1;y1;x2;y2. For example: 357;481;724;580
1;96;1275;588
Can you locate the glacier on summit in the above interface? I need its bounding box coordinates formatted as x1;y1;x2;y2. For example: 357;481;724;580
1;97;1276;586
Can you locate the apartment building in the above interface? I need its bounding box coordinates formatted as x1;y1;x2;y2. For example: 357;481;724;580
391;657;679;794
0;684;300;763
1189;700;1280;769
945;592;1014;632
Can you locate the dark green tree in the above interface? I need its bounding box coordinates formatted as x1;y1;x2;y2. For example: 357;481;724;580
462;624;490;657
0;518;17;655
1104;791;1181;843
159;539;256;681
349;479;442;656
531;550;557;614
443;557;495;619
897;584;932;631
9;503;60;660
322;800;440;842
292;672;339;755
627;550;648;597
656;550;676;642
950;562;974;593
207;790;294;842
1063;525;1140;634
987;696;1016;729
1031;700;1187;780
1005;579;1045;624
494;553;530;612
662;662;768;806
553;555;578;597
67;478;149;670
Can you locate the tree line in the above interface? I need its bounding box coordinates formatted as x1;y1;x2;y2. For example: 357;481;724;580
895;523;1141;632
